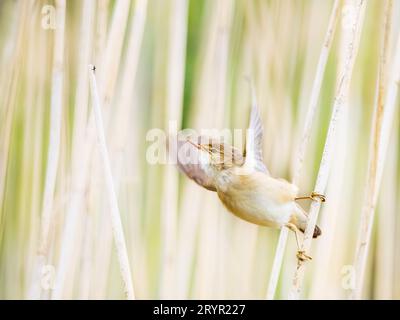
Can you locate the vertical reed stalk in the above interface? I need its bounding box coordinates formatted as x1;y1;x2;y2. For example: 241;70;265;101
32;0;66;299
91;0;132;293
351;0;400;299
53;0;131;299
109;0;148;298
374;117;398;299
0;1;26;207
89;65;135;300
288;0;367;299
98;0;130;107
159;0;188;299
72;0;96;299
51;0;96;299
266;0;341;300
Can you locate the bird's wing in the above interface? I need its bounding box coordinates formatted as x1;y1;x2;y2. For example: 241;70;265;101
173;136;217;192
243;82;269;174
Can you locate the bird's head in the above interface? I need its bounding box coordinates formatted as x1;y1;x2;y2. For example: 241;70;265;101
187;139;244;173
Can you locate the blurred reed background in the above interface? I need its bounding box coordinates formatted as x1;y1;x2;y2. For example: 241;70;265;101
0;0;399;299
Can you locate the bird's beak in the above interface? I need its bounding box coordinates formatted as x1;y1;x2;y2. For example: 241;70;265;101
187;139;212;155
187;139;201;149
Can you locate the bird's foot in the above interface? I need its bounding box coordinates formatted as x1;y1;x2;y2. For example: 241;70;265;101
310;192;326;202
295;192;326;203
296;250;312;262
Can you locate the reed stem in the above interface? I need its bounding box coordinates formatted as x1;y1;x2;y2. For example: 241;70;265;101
351;0;400;299
288;0;367;299
266;0;341;300
89;65;135;300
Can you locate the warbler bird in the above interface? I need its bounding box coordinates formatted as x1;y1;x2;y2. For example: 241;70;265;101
174;88;324;261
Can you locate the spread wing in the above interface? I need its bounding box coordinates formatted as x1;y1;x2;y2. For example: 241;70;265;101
173;136;217;191
243;81;269;174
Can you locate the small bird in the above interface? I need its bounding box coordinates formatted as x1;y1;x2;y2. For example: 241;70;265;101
175;86;324;261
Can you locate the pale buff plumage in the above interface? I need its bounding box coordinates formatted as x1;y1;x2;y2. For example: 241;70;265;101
215;167;300;228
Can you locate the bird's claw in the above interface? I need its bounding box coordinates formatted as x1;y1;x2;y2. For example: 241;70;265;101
310;192;326;202
296;250;312;262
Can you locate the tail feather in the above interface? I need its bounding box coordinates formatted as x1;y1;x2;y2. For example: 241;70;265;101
299;224;321;238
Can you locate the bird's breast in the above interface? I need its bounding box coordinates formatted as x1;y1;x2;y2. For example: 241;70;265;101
215;170;297;227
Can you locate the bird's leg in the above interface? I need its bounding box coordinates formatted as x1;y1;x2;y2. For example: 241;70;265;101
286;223;301;248
285;223;312;262
295;192;326;203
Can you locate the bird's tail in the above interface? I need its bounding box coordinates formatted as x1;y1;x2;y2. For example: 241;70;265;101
294;203;322;238
299;224;321;238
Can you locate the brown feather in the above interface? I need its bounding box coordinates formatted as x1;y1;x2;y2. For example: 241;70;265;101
174;137;217;191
